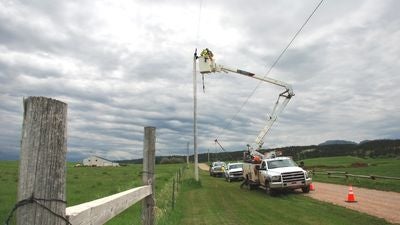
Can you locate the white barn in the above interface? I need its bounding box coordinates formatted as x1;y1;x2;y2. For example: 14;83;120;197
82;156;119;167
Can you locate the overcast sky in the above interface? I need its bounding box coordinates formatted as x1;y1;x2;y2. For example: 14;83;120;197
1;0;399;161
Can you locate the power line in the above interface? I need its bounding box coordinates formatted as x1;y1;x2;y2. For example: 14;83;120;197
215;0;324;142
195;0;204;47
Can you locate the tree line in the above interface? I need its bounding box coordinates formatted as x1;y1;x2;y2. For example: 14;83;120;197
118;139;400;164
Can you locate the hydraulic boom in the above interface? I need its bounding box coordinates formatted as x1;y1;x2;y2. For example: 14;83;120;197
197;50;294;159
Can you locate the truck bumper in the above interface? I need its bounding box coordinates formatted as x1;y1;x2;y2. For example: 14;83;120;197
213;171;224;176
228;174;244;180
270;178;312;189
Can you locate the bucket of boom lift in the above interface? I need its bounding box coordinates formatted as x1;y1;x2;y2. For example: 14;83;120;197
198;56;216;74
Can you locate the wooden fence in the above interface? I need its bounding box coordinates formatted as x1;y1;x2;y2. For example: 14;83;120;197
15;96;156;225
312;170;400;181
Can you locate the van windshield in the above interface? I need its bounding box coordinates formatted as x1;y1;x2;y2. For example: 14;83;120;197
267;159;297;169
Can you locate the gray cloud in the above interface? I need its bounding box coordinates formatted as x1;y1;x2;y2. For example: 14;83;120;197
0;0;399;161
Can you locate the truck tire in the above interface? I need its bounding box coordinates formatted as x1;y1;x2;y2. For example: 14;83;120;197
265;181;277;196
302;185;310;193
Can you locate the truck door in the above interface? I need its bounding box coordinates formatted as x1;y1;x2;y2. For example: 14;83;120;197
258;161;267;183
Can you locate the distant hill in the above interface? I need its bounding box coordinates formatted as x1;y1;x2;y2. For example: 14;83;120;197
318;140;357;146
118;139;400;164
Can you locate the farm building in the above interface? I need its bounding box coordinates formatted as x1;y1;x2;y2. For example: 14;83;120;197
82;156;119;167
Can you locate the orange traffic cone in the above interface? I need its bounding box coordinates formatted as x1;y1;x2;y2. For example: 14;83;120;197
345;185;357;203
310;183;315;191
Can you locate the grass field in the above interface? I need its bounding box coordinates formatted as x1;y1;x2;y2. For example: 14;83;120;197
302;156;400;192
0;161;184;225
161;168;393;225
2;157;398;224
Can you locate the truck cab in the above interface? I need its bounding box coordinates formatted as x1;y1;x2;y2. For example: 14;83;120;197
243;157;312;195
209;161;226;177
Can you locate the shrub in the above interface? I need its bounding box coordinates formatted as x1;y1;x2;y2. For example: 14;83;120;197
159;157;185;164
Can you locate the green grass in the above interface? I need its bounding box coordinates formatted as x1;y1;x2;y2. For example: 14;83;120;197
161;168;392;225
3;157;399;224
0;161;184;225
302;156;400;192
0;161;18;224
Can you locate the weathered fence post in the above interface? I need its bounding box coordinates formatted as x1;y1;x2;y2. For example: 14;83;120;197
142;126;156;225
172;178;175;210
176;172;179;192
17;97;68;225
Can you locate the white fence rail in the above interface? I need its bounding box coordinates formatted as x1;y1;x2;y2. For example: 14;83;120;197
66;185;152;225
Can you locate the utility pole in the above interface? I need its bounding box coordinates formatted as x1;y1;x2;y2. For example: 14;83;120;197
208;148;210;164
193;50;199;181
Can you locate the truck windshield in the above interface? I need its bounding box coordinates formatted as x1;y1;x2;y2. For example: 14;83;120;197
229;164;242;170
214;162;224;167
267;159;297;169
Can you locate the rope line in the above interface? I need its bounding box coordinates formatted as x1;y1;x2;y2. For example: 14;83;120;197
4;194;71;225
215;0;324;143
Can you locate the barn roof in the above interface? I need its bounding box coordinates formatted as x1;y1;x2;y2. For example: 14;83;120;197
88;155;118;163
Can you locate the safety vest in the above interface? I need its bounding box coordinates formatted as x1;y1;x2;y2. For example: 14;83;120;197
201;49;209;58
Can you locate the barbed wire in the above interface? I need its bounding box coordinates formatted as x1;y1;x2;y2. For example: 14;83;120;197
4;193;71;225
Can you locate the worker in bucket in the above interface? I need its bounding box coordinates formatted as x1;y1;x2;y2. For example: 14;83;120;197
200;48;213;62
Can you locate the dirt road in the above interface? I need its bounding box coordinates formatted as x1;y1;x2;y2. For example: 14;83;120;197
308;182;400;224
198;163;400;224
198;163;209;171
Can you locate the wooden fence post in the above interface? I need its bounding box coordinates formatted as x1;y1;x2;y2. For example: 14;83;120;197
172;178;175;210
142;127;156;225
176;172;179;192
17;97;68;225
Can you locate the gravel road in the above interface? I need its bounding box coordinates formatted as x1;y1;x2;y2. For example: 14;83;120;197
198;163;400;224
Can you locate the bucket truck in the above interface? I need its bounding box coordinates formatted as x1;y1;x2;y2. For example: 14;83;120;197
196;49;312;195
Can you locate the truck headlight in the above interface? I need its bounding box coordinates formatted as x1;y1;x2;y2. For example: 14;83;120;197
271;175;281;182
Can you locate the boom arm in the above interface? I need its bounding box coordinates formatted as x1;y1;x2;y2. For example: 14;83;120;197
198;55;294;158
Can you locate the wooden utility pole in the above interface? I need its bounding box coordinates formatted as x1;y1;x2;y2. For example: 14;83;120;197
142;127;156;225
17;97;68;225
208;149;210;164
193;50;199;181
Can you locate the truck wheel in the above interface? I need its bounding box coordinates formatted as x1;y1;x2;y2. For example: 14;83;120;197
265;181;277;196
302;185;310;193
